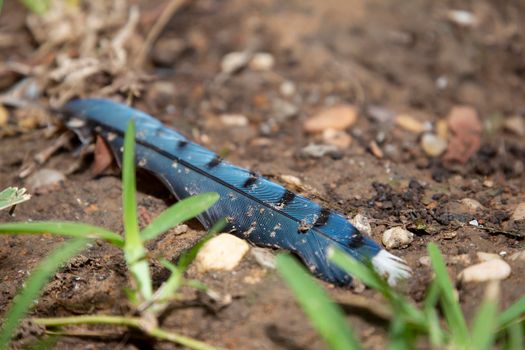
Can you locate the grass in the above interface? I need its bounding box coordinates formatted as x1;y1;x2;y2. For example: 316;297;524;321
277;243;525;350
0;120;223;349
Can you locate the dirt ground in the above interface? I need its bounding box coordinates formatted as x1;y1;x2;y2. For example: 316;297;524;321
1;0;524;349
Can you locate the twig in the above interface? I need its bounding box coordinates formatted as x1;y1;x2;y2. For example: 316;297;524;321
135;0;189;68
33;315;220;350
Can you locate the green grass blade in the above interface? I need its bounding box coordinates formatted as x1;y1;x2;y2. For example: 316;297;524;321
427;243;469;348
0;239;88;348
0;187;31;211
19;0;50;14
276;254;362;350
471;299;498;350
140;192;219;241
122;120;152;301
498;295;525;327
0;221;124;247
506;322;524;350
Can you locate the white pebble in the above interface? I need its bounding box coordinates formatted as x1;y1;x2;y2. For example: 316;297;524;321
421;133;447;157
350;214;372;236
511;202;525;221
251;248;276;269
220;114;248;127
221;51;250;74
249;52;275;71
382;227;414;249
476;252;501;262
195;234;250;273
460;198;485;213
459;259;511;283
280;81;296;96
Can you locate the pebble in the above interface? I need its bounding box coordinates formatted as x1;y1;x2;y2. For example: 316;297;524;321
195;234;250;273
220;114;248;127
303;105;358;133
459;198;484;213
369;140;384;159
0;104;8;126
300;143;341;158
251;248;276;269
443;105;482;164
366;105;395;124
476;252;501;262
272;98;298;121
504;116;525;136
146;81;176;110
509;250;525;262
419;256;431;267
221;51;250;74
279;174;302;187
459;259;511;283
511;202;525;221
173;224;188;235
350;214;372;235
447;10;478;27
152;38;186;66
421;133;447;157
280;81;296;97
249;52;275;71
381;227;414;249
26;168;65;194
395;114;426;133
483;179;494;188
436;119;448;139
322;129;352;149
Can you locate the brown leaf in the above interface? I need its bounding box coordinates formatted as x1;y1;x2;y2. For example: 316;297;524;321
443;106;482;164
91;135;114;177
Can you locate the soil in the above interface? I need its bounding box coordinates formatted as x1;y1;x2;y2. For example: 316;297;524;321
1;0;524;349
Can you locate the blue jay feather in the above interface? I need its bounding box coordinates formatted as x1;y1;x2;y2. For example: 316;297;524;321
62;98;411;285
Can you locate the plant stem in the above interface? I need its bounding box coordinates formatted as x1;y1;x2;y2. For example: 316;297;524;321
33;315;219;350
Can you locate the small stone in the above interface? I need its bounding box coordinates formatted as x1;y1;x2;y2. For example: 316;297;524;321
395;114;426;133
220;114;248;127
469;219;479;227
221;51;250;74
483;179;494;188
459;198;484;213
173;224;188;235
0;104;8;126
26;168;65;195
436;119;448;139
279;174;302;187
366;105;395;123
147;81;176;110
509;250;525;262
280;81;296;97
419;256;431;267
350;214;372;235
272;98;298;120
421;133;447;157
447;10;478;27
249;52;275;71
251;248;276;269
511;202;525;221
369;140;384;159
304;105;358;133
322;129;352;149
504;116;525;136
382;227;414;249
195;234;250;273
300;143;340;158
476;252;501;262
152;38;186;66
459;259;511;283
443;106;482;164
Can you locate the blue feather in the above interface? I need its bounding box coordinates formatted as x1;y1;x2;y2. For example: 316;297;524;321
62;98;411;285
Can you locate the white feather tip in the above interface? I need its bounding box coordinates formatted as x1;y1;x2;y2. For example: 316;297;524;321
372;250;412;286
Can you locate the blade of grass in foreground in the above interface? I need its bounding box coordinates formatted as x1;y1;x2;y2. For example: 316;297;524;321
427;243;469;349
122;119;152;301
471;297;498;350
0;221;124;247
0;238;88;348
498;295;525;327
276;254;361;350
140;192;219;241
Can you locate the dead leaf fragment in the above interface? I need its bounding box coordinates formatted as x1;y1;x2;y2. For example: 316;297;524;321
92;135;114;177
443;106;482;164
